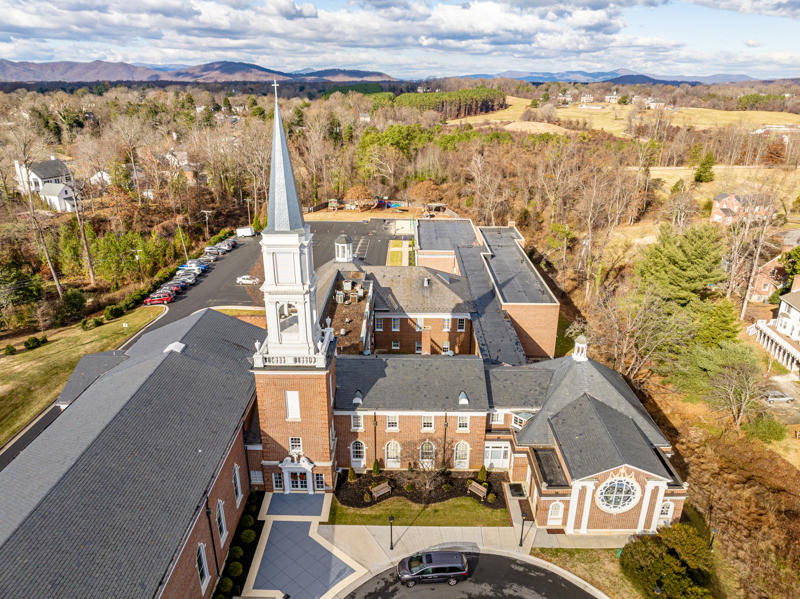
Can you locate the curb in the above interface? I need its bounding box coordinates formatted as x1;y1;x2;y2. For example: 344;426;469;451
330;546;611;599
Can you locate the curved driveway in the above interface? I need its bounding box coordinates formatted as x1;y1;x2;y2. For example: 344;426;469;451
348;553;597;599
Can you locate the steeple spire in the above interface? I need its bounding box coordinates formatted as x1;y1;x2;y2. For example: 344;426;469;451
265;80;305;233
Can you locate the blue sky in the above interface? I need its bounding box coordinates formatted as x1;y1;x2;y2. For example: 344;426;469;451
0;0;798;79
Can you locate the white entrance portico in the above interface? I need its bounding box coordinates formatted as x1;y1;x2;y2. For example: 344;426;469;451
278;453;315;494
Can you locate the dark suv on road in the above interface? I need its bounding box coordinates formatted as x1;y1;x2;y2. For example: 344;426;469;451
397;551;469;588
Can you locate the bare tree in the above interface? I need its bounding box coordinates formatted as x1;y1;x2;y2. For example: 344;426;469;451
707;360;763;429
107;114;147;205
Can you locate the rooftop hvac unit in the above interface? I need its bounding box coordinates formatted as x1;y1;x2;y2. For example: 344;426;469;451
343;279;353;291
336;290;345;303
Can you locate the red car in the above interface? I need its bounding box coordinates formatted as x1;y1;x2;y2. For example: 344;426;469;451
144;293;174;305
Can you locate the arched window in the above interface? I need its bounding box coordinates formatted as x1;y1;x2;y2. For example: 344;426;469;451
547;502;564;526
595;478;641;513
419;441;435;469
351;440;366;468
385;440;401;468
277;302;299;336
454;441;469;469
658;501;674;526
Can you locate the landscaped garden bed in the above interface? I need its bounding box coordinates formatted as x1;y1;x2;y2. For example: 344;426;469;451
212;491;265;599
335;466;508;509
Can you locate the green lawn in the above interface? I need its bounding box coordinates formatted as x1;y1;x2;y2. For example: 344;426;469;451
531;548;645;599
388;251;403;266
327;496;510;527
0;307;161;446
212;308;264;317
390;240;403;248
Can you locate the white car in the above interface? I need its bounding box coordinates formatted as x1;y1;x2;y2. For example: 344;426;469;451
764;390;795;404
236;275;260;285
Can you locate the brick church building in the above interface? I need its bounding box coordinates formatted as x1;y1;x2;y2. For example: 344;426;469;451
0;91;686;599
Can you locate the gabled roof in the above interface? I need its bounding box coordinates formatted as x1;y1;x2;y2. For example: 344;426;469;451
0;309;263;599
548;394;671;480
367;266;473;314
265;90;305;233
514;357;669;448
29;158;70;180
39;182;70;197
780;290;800;312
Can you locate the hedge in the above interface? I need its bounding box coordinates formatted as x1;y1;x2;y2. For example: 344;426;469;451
209;228;234;245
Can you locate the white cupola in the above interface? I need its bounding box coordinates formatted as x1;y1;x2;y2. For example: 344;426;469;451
334;234;353;263
572;335;588;362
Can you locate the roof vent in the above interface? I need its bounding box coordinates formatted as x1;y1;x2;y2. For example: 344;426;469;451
353;390;363;406
572;335;588;362
163;341;186;354
423;277;430;287
458;391;469;405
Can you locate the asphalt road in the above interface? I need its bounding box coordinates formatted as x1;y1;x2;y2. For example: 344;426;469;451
347;553;596;599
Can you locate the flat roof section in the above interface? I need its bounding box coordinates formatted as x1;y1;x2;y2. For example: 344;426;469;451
480;227;557;305
309;219;398;267
417;219;479;251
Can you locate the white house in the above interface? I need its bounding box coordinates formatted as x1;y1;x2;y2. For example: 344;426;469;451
750;288;800;373
14;157;76;212
90;170;112;186
580;94;594;103
605;94;620;103
40;183;76;212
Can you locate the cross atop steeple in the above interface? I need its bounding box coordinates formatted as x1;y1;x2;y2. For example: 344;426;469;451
265;79;304;233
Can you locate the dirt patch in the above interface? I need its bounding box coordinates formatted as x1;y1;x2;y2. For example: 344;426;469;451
336;470;507;509
503;121;571;135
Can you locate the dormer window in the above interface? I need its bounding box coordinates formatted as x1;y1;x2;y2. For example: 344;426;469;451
511;413;532;429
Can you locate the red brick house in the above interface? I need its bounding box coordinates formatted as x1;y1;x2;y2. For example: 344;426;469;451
710;192;773;226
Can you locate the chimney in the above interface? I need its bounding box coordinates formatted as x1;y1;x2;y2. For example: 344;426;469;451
572;335;588;362
421;328;432;355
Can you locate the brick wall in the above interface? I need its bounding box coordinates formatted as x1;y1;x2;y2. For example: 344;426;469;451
373;316;474;355
584;468;660;531
334;412;486;471
162;428;249;599
502;303;559;358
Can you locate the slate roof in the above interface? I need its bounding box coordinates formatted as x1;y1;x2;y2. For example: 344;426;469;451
487;365;552;408
55;350;126;407
366;266;473;314
0;309;263;599
333;354;488;412
29;158;70;180
265;94;305;233
514;357;669;448
548;394;671;480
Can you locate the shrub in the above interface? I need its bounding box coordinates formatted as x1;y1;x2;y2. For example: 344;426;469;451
209;228;234;245
407;462;414;472
24;336;42;350
442;483;452;492
93;317;103;328
487;492;497;503
363;492;372;503
104;305;124;320
214;595;226;599
477;465;487;483
226;561;243;578
240;529;257;544
60;288;87;321
217;577;233;593
80;317;90;330
404;482;415;492
743;413;787;442
39;335;47;344
248;503;258;513
372;459;380;476
229;546;244;560
347;467;356;482
4;344;16;355
240;514;255;528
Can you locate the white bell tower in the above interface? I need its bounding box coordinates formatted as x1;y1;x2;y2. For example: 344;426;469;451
254;82;333;368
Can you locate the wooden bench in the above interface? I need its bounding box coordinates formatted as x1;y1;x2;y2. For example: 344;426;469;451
371;482;391;500
468;480;488;501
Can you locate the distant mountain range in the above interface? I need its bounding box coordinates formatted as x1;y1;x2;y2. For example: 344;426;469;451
461;69;754;84
0;59;395;83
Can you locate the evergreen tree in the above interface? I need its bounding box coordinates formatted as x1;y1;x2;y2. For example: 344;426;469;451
222;96;233;112
694;152;715;183
695;300;740;347
252;214;262;231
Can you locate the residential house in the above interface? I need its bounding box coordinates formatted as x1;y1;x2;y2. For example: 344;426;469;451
710;192;773;226
646;98;666;110
605;94;620;103
580;94;594;103
14;156;75;212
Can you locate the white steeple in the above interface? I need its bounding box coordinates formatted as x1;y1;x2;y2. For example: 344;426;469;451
253;82;333;368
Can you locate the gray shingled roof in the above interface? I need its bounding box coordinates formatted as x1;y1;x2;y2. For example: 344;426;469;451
0;309;263;599
334;354;488;412
265;95;305;233
487;365;552;408
55;350;126;407
30;158;70;180
549;394;671;480
367;266;473;314
39;182;71;197
780;290;800;312
515;357;669;448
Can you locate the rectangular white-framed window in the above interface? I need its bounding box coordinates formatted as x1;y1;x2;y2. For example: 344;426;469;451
392;340;400;350
272;472;284;490
457;318;466;332
442;317;451;332
415;341;422;354
216;499;228;544
233;464;243;506
511;414;528;429
415;317;424;332
386;414;399;431
289;437;302;453
442;340;450;353
285;390;300;421
250;470;264;485
457;415;469;431
490;411;504;425
314;473;325;490
196;544;210;592
421;415;434;431
392;317;400;331
351;413;364;431
375;318;383;331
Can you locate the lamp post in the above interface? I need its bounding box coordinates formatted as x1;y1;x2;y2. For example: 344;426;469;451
709;527;719;549
389;515;394;550
519;513;526;548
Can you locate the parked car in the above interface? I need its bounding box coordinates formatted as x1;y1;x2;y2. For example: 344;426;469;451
236;275;260;285
198;254;217;263
184;261;209;271
176;273;197;285
219;239;236;249
143;293;174;305
168;279;188;290
397;552;469;588
178;265;204;276
764;389;795;404
204;246;225;255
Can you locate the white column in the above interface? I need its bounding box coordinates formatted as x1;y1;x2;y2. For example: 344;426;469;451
637;481;657;532
648;483;668;531
579;481;595;533
565;482;583;534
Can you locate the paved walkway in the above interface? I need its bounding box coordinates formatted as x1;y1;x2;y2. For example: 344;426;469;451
242;494;367;599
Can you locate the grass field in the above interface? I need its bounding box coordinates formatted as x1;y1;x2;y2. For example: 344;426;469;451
212;308;263;316
388;251;403;266
0;307;161;447
531;548;645;599
326;496;510;527
448;95;531;125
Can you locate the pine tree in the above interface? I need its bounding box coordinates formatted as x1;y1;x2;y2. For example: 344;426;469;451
694;152;715;183
252;214;262;231
695;300;740;347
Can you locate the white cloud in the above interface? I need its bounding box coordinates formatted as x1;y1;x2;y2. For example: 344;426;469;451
744;39;761;47
688;0;800;18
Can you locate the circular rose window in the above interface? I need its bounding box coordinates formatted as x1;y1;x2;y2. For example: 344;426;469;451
595;478;640;513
